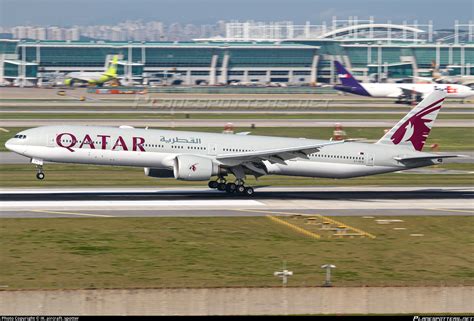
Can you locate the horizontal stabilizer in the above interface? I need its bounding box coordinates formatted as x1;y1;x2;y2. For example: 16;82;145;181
394;154;460;163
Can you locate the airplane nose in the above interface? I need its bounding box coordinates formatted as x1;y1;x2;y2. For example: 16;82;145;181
5;138;24;154
4;138;14;151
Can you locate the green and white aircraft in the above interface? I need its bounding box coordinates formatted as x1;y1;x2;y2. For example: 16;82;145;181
63;55;118;86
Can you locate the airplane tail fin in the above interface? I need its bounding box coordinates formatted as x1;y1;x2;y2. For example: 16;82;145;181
376;90;447;151
335;61;360;87
104;55;118;77
334;61;370;96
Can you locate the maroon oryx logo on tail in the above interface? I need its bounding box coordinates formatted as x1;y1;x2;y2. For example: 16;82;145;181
390;98;444;151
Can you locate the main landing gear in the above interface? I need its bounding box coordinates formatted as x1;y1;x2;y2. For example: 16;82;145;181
208;178;255;196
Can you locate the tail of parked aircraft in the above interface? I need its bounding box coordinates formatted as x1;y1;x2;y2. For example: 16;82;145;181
104;55;118;77
376;90;446;151
334;61;370;96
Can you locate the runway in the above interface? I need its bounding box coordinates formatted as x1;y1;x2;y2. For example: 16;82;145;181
0;186;472;218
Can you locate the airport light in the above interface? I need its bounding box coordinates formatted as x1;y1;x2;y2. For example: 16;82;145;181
321;264;336;287
274;269;293;286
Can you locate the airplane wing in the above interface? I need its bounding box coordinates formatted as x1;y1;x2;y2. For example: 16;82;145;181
398;87;425;99
216;141;344;165
410;76;436;83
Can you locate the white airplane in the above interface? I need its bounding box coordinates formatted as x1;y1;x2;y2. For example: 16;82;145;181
334;61;474;103
64;56;119;86
5;91;457;196
413;75;474;88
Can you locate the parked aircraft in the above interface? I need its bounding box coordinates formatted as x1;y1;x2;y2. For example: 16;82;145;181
333;61;473;103
5;91;456;196
413;75;474;88
63;55;119;86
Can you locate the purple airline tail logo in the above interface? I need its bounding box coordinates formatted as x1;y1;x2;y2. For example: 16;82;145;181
390;98;444;151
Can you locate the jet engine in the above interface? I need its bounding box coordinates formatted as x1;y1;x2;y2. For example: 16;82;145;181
173;154;218;181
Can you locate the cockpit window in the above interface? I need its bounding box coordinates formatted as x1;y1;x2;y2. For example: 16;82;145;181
14;134;27;139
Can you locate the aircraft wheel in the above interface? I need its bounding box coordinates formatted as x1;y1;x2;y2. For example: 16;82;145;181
36;172;45;180
208;181;218;189
217;182;227;191
225;183;236;193
236;184;246;194
244;187;255;196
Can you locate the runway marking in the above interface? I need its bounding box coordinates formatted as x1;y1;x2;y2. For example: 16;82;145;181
234;209;310;216
317;214;376;239
31;210;114;218
266;215;321;239
427;208;474;214
234;209;376;239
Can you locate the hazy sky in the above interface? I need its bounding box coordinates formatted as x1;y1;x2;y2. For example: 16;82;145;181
0;0;472;28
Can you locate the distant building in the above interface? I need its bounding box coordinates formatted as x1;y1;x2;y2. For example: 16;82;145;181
1;19;473;87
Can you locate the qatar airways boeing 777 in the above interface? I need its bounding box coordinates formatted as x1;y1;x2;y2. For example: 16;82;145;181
5;90;456;196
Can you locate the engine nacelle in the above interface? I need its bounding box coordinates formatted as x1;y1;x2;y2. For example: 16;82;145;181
173;154;217;181
144;167;174;178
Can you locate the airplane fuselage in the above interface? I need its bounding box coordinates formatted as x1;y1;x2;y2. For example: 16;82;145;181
64;72;115;85
6;125;440;180
335;82;473;99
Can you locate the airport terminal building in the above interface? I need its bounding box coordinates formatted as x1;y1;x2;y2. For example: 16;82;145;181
1;19;474;86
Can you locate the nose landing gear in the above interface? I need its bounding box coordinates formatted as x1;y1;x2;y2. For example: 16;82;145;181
36;165;45;180
31;158;45;180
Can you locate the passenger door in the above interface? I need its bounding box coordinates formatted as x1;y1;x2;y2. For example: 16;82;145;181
207;144;218;156
365;154;375;166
